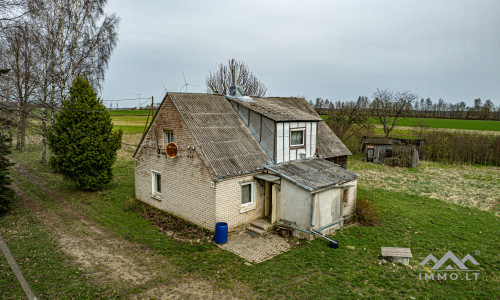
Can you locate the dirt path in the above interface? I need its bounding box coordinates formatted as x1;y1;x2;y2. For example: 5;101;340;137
11;163;245;299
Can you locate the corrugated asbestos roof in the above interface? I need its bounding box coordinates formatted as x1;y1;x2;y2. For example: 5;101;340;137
316;121;352;157
168;93;271;179
265;158;358;192
231;96;322;122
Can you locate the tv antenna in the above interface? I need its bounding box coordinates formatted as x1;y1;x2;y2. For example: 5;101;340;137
179;70;199;92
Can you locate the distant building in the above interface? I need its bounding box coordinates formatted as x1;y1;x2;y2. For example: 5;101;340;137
363;137;424;168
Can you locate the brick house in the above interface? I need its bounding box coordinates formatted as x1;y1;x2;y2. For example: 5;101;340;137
133;88;358;239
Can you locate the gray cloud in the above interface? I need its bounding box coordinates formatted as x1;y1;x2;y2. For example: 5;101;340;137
101;0;500;107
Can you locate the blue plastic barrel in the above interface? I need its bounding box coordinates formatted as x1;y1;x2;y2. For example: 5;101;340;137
214;222;228;244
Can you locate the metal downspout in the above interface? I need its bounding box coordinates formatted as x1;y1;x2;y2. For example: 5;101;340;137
311;193;317;226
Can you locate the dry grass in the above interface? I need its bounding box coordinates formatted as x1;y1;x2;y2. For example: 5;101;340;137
350;157;500;214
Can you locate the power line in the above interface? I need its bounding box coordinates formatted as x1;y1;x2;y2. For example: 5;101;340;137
0;94;154;113
101;97;151;102
0;101;156;150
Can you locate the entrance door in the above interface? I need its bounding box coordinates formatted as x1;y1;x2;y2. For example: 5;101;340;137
264;182;277;223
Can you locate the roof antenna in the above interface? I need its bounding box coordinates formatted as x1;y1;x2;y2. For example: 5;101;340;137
233;64;237;86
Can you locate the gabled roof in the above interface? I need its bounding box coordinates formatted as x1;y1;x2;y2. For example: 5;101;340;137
168;93;271;179
265;158;358;192
230;96;322;122
134;92;352;179
316;121;352;157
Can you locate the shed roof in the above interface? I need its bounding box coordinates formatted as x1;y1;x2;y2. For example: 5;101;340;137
316;121;352;157
230;96;322;122
265;158;358;192
168;93;271;179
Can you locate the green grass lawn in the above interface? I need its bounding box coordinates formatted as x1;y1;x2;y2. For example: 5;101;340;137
321;115;500;131
0;194;113;299
107;109;152;116
4;145;499;299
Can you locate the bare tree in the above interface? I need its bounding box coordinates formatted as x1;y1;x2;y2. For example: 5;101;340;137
32;0;120;101
0;0;119;161
370;89;417;137
0;22;41;152
326;100;371;141
0;0;32;30
206;58;267;97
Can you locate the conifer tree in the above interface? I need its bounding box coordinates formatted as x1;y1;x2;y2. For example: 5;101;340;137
48;77;122;191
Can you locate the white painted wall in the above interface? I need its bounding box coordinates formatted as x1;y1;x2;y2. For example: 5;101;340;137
275;121;318;163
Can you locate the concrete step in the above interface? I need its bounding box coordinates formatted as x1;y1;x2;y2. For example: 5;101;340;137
246;225;266;236
250;219;272;231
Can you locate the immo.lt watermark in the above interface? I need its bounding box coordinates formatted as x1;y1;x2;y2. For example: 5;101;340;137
418;250;480;281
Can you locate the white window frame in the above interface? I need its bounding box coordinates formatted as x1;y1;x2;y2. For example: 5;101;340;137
152;170;162;194
164;130;173;148
290;128;305;147
240;181;254;207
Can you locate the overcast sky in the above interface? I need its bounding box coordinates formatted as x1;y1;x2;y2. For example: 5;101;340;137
101;0;500;108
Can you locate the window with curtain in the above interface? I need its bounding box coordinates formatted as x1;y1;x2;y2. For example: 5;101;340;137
290;129;305;146
241;182;253;205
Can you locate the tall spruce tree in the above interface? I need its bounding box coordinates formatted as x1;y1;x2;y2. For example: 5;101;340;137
0;130;14;214
48;77;122;191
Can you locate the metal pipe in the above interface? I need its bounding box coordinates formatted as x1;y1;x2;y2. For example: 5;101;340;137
316;219;341;232
311;193;317;226
277;222;313;235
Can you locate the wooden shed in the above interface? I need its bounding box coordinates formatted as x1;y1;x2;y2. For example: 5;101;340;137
363;137;424;168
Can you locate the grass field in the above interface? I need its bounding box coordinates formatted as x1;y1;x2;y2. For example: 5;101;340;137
321;115;500;132
2;134;499;298
107;109;152;116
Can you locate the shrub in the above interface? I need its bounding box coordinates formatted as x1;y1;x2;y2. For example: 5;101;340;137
355;197;381;226
48;77;122;191
0;133;14;214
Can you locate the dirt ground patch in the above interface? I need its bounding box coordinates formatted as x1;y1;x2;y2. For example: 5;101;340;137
11;163;248;299
350;158;500;214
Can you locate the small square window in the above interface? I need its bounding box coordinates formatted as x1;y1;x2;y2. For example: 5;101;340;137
290;129;305;147
152;171;161;194
164;130;173;148
241;182;253;206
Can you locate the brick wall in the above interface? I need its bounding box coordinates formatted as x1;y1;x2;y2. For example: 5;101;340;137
215;173;265;231
342;179;358;218
134;95;217;230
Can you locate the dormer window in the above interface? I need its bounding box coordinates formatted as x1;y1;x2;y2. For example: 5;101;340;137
290;128;305;147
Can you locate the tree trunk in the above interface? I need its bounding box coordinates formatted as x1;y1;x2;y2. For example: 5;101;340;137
16;109;26;152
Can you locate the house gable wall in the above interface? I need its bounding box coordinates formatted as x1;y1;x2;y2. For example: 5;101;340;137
134;95;216;230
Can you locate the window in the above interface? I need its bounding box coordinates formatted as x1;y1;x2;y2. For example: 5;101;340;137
241;182;253;206
164;130;173;148
343;189;348;204
152;171;161;194
290;128;305;147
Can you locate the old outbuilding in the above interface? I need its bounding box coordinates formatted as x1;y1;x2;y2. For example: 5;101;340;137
363;136;423;168
133;87;358;239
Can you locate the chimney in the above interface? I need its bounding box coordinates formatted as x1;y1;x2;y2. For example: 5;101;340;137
229;64;244;97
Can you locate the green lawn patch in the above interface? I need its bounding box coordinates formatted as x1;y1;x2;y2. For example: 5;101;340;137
0;194;113;298
107;109;152;116
321;115;500;131
6;146;500;299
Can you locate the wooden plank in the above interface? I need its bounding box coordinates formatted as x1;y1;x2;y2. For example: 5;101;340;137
381;247;413;257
